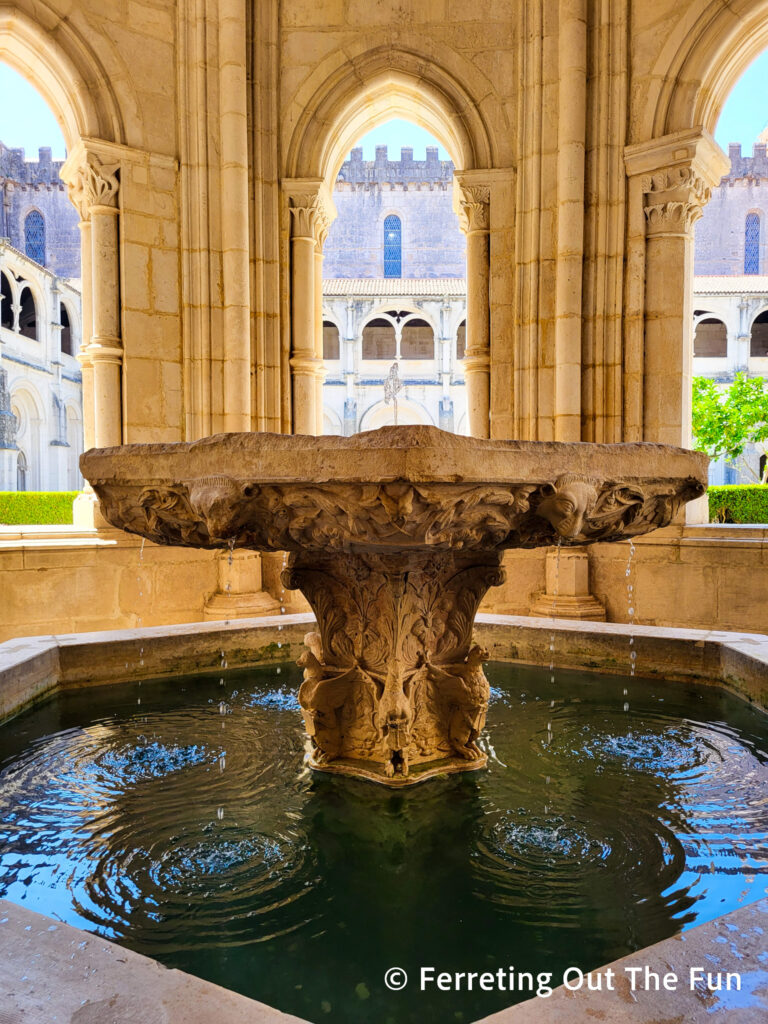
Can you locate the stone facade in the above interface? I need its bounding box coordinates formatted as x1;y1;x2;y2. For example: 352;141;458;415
0;142;80;280
693;143;768;484
322;148;467;434
0;239;82;491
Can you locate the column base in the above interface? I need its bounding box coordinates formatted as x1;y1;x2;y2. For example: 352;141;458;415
306;751;488;787
203;590;281;620
529;593;607;621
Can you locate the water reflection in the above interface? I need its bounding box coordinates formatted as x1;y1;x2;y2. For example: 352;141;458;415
0;662;766;1023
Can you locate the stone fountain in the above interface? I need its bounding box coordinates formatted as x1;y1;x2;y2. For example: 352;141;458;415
81;426;708;786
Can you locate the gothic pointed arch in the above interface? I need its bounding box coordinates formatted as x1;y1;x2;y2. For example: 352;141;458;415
284;45;499;187
641;0;768;141
0;4;129;149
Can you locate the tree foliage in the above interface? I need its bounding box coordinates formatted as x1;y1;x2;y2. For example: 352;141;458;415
691;373;768;483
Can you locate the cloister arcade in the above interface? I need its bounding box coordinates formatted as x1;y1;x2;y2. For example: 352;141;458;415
1;0;768;638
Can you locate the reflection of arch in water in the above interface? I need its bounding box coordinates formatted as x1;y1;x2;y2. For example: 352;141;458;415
359;398;434;431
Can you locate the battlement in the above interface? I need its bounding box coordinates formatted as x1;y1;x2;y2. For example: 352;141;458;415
337;146;454;186
720;142;768;184
0;141;66;188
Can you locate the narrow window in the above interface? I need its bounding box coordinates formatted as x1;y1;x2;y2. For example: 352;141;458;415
383;215;402;278
745;213;760;274
456;320;466;360
24;211;46;266
60;303;73;356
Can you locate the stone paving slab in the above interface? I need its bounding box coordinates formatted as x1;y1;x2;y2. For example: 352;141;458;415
473;897;768;1023
0;900;311;1024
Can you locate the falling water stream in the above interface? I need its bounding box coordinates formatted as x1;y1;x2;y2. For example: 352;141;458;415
0;662;766;1023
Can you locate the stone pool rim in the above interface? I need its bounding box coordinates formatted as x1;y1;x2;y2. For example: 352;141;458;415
1;611;767;1023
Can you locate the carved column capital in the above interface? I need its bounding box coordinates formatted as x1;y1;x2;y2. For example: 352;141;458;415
641;167;710;235
283;179;337;244
455;182;491;233
624;129;730;238
63;152;120;219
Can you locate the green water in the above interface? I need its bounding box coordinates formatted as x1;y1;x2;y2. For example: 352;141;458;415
0;662;767;1023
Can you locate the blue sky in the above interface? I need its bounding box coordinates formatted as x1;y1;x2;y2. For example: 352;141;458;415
0;52;767;164
715;49;768;149
0;63;66;160
350;118;450;160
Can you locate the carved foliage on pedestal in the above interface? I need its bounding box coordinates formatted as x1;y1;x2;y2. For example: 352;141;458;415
286;551;503;777
90;473;706;552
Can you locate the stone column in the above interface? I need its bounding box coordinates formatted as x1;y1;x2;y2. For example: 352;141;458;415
624;132;728;447
67;153;122;450
63;150;121;528
736;298;751;372
455;179;491;438
283;180;335;436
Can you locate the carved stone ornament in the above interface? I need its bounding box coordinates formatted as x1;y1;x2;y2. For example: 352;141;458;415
641;166;710;235
81;426;708;786
67;153;120;218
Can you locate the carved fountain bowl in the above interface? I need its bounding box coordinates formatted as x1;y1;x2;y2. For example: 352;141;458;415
80;425;708;552
81;426;708;786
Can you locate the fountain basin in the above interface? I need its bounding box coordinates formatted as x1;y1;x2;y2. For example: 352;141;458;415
81;427;708;784
0;614;766;1024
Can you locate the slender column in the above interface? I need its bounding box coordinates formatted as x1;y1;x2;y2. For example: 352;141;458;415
314;243;325;435
554;0;586;441
455;180;491;438
283;180;335;435
66;153;122;450
77;219;95;451
624;132;729;447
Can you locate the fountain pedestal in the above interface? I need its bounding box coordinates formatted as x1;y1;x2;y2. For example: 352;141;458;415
284;549;505;782
81;426;708;786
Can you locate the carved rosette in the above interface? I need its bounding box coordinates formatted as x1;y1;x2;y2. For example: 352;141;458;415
642;166;710;235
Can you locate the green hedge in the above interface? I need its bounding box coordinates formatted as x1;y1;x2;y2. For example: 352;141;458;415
708;485;768;524
0;491;78;525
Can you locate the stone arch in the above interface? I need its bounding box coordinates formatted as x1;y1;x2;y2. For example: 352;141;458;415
0;5;127;150
322;406;343;436
693;316;727;357
0;270;13;329
10;381;44;489
644;0;768;140
322;319;340;360
284;45;498;186
751;309;768;357
17;283;37;340
359;397;434;431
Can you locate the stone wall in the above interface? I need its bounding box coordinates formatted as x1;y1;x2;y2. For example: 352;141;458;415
323;147;466;279
0;143;80;280
695;144;768;276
